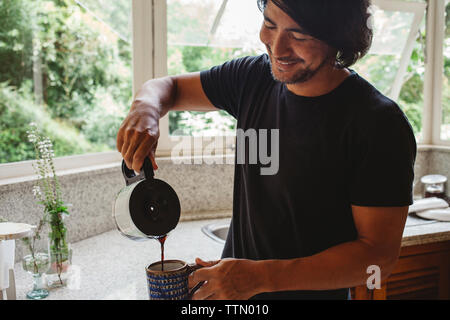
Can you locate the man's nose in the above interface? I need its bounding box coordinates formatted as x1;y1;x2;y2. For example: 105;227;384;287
271;32;292;58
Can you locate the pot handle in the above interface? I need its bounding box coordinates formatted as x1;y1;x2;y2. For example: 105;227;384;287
122;158;155;186
187;264;206;299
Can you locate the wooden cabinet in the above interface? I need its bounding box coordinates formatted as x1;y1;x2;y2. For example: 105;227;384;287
351;240;450;300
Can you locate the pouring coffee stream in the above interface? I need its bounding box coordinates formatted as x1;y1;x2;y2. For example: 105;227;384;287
113;158;181;271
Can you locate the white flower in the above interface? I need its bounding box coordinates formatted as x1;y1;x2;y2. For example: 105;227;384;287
27;129;37;143
27;135;37;143
32;186;42;197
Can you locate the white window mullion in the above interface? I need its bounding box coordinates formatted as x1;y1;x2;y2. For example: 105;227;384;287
423;0;447;146
153;0;172;156
432;0;448;145
132;0;154;94
154;0;168;78
422;0;437;144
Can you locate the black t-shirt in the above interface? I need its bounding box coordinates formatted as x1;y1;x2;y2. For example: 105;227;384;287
200;54;417;300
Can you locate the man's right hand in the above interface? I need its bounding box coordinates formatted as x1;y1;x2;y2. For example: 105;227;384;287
116;98;161;173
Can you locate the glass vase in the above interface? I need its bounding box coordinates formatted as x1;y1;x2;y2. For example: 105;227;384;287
22;234;50;299
47;213;72;289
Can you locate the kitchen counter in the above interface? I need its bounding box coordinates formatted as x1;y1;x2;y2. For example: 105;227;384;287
403;214;450;246
11;215;450;300
13;218;228;300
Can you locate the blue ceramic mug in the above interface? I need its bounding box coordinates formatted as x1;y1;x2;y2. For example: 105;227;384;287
146;260;203;300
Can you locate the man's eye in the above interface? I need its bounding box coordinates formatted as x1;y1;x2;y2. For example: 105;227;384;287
291;31;312;41
291;34;309;41
264;23;276;29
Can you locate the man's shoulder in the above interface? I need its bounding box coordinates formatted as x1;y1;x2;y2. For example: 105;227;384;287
200;54;272;85
346;73;416;144
232;53;270;67
348;72;406;120
225;54;271;77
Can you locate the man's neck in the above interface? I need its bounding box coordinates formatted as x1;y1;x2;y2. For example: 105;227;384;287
286;65;352;97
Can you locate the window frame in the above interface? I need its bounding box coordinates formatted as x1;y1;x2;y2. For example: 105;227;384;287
0;0;448;183
423;0;449;145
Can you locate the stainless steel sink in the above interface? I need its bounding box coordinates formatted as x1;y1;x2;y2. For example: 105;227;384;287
204;216;437;245
201;221;230;244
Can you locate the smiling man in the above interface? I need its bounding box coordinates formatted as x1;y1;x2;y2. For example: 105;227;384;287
117;0;416;300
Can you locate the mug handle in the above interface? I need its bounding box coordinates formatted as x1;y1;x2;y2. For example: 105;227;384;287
187;264;206;299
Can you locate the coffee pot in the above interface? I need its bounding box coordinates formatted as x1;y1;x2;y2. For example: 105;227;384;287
113;158;181;241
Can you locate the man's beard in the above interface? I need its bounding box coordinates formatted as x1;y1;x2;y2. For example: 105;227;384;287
268;54;329;85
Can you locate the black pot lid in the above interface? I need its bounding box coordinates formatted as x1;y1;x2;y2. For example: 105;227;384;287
129;178;181;237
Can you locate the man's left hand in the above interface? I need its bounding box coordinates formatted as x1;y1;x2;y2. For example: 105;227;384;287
188;257;264;300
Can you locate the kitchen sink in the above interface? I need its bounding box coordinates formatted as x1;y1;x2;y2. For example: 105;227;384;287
201;221;230;244
201;216;436;245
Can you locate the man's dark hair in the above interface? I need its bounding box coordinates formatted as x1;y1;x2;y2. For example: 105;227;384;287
257;0;373;68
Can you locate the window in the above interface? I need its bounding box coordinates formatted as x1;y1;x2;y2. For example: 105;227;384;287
166;0;264;137
353;0;426;140
1;0;449;180
161;0;427;143
0;0;132;165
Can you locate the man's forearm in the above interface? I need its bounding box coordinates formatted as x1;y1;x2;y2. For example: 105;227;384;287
257;239;399;293
133;76;177;118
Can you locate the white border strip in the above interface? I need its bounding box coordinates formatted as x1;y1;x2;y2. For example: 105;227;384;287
0;151;123;182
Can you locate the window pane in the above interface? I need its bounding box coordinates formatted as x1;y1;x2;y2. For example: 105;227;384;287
352;4;425;140
441;1;450;140
0;0;132;164
167;0;264;136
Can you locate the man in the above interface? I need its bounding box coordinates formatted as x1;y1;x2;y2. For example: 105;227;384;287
117;0;416;300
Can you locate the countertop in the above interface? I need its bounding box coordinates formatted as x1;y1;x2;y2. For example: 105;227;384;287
402;214;450;246
13;218;228;300
11;215;450;300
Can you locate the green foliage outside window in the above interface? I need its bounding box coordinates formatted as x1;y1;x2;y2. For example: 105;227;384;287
0;0;131;164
